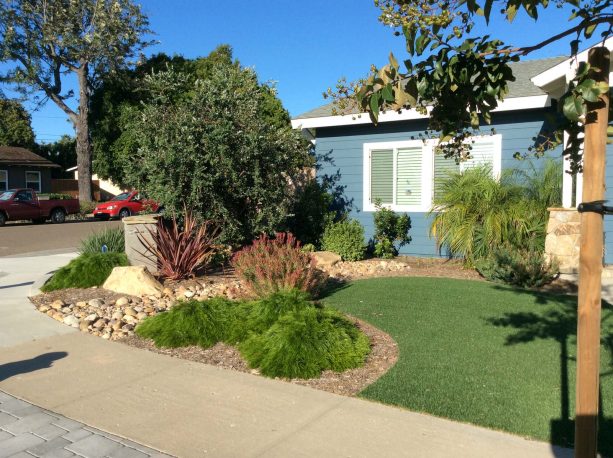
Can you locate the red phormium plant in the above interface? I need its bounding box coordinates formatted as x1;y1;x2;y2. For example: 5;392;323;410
231;232;327;298
138;210;221;280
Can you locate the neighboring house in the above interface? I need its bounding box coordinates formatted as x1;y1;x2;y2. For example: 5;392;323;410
65;166;125;200
291;40;613;261
0;146;60;193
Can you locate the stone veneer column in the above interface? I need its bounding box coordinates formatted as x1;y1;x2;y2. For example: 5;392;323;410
123;214;160;273
544;208;581;274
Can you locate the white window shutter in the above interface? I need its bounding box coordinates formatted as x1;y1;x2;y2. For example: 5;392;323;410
396;147;422;206
371;149;394;204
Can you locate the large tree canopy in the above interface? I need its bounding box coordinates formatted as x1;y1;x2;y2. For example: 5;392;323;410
0;98;34;148
90;45;291;187
331;0;611;170
36;135;76;179
122;61;311;245
0;0;153;200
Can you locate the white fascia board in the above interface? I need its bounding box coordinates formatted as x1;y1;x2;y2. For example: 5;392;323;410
531;37;613;88
291;94;550;130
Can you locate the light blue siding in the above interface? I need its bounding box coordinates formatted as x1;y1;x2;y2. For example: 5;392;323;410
315;109;564;257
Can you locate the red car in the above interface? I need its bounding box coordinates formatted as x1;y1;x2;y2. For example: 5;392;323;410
93;191;160;220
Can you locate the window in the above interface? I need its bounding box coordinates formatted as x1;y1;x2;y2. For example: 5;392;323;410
363;135;501;212
25;171;41;192
0;170;7;192
15;190;34;201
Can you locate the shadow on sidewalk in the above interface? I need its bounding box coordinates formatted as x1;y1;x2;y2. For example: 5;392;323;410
0;352;68;382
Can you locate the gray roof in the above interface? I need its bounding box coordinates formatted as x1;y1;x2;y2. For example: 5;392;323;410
0;146;60;168
294;56;567;119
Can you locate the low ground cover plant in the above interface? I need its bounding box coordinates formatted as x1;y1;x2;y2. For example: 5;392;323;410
232;232;326;298
79;227;125;254
372;200;411;258
136;297;234;348
135;289;370;379
41;252;129;291
321;218;366;261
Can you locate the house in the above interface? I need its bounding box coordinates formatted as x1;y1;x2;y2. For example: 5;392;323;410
0;146;60;193
291;40;613;263
65;166;124;200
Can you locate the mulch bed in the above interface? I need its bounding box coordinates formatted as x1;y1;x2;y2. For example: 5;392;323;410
119;316;399;397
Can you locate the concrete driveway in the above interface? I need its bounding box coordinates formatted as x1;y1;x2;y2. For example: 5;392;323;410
0;219;122;257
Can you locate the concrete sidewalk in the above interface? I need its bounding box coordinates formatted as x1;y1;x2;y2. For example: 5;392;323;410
0;332;572;458
0;251;78;348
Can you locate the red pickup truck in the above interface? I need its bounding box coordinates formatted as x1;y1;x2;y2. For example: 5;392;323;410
0;188;80;226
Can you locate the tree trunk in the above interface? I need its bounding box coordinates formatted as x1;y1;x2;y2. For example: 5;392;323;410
76;63;93;202
574;46;610;458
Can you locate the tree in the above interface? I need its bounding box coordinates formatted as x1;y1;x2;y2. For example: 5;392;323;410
123;64;311;245
335;1;610;455
0;98;34;148
90;45;291;187
36;135;76;179
0;0;153;201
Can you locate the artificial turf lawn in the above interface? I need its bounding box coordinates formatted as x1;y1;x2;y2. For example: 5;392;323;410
322;277;613;454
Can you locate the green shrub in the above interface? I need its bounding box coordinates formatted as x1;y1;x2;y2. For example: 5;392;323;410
136;298;234;348
79;201;97;217
373;200;411;258
38;193;73;200
475;244;559;288
301;243;316;253
239;306;370;379
79;227;125;254
321;219;366;261
286;179;335;247
41;253;129;291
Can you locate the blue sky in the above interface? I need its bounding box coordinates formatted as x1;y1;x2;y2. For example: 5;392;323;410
3;0;602;143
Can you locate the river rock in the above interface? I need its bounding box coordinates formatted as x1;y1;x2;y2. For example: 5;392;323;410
63;315;79;328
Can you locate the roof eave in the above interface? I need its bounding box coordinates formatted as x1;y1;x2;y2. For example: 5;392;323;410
531;37;613;89
291;94;552;130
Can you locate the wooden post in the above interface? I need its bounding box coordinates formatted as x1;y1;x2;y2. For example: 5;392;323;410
575;46;610;458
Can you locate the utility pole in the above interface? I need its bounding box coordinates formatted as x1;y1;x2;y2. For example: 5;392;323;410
575;46;610;458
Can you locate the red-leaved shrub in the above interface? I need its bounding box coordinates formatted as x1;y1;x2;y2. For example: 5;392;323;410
138;210;221;280
232;232;327;298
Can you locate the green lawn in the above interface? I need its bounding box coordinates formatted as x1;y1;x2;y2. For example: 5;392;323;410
323;277;613;454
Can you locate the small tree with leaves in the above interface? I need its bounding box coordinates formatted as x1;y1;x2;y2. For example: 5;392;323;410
0;0;153;201
0;98;34;148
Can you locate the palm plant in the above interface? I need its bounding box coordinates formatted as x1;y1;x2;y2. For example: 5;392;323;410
429;163;558;264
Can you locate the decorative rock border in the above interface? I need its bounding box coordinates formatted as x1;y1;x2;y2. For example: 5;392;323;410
30;258;412;341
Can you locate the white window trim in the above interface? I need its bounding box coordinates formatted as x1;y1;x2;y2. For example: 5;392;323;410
25;170;41;192
363;135;502;213
0;169;7;191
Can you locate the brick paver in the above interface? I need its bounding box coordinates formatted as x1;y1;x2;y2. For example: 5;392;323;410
0;391;172;458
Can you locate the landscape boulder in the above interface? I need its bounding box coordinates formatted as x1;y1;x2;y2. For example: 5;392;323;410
103;266;163;297
311;251;342;268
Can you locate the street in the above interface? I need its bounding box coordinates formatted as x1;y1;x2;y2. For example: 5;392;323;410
0;220;122;257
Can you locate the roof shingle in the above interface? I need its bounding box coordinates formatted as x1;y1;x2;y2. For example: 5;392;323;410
294;56;567;120
0;146;60;168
